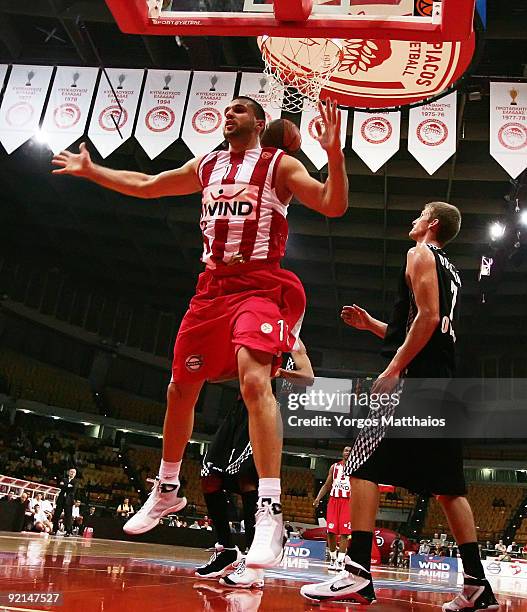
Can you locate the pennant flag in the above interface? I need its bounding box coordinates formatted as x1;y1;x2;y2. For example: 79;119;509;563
0;64;8;91
88;68;144;158
40;66;99;154
135;70;190;160
490;82;527;179
408;92;457;175
181;71;237;157
0;65;54;154
352;111;401;172
238;72;283;124
300;100;348;170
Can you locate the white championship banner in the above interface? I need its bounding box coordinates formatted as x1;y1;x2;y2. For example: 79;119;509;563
40;66;99;155
352;111;401;173
181;71;237;157
238;72;283;124
300;101;348;170
490;82;527;179
0;64;8;90
88;68;144;158
135;70;190;160
408;91;457;175
0;64;54;154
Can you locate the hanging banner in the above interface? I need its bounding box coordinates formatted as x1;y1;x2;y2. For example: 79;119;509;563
408;92;457;175
181;71;237;157
352;111;401;172
238;72;282;124
88;68;144;158
0;64;8;91
40;66;99;155
300;100;348;170
0;64;54;154
135;69;190;160
490;82;527;179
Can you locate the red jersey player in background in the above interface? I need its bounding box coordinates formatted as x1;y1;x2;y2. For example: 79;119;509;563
51;96;348;569
313;446;352;571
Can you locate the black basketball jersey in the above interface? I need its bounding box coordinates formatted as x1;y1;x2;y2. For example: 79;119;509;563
381;244;461;377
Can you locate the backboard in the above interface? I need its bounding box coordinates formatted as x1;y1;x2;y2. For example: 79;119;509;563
105;0;476;41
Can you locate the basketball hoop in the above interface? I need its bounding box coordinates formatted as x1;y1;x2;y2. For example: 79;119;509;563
260;36;344;113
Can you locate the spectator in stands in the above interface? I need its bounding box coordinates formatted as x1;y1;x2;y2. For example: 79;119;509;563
432;532;442;547
116;498;134;520
52;467;78;537
18;492;33;531
495;539;507;555
33;504;53;534
29;493;53;517
72;500;83;535
189;520;201;529
418;540;430;555
507;541;518;555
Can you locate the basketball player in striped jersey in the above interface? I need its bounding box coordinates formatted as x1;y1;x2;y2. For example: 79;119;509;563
301;203;499;611
51;96;347;569
313;446;352;571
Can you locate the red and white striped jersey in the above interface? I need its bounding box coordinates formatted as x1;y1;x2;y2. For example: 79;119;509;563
197;146;288;269
330;461;352;498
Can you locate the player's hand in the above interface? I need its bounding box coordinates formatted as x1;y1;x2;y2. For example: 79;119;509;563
341;304;372;330
274;368;285;378
314;98;341;156
313;499;320;508
371;367;401;395
52;142;93;177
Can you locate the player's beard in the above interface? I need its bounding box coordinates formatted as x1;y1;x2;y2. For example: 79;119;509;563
224;121;256;142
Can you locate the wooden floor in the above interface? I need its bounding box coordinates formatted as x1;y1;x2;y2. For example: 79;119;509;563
0;532;525;611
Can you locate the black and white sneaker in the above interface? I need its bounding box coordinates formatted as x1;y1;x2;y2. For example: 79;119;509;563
442;574;499;611
300;557;376;604
195;543;242;579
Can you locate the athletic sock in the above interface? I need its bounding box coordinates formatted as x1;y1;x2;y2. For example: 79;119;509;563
241;490;258;549
337;551;346;563
258;478;281;505
346;530;373;573
459;542;485;579
203;490;232;548
158;459;181;484
330;550;337;561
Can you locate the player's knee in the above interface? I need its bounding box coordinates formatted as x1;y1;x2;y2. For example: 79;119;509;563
435;494;461;505
166;381;198;411
201;475;223;494
239;371;269;406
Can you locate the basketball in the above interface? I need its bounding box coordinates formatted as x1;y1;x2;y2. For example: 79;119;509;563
261;118;302;153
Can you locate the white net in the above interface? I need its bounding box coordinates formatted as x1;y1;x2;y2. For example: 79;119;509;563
260;36;344;113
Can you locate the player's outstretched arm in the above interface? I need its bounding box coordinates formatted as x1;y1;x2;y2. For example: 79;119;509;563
282;99;348;218
313;465;334;507
341;304;387;339
52;142;202;198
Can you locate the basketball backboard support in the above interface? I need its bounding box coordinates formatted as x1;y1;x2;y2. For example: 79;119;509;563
105;0;476;42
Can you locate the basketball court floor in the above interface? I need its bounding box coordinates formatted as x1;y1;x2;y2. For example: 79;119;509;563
0;533;525;611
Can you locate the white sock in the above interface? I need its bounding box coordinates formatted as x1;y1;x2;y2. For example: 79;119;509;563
337;551;346;563
158;459;181;484
258;478;281;504
330;550;337;561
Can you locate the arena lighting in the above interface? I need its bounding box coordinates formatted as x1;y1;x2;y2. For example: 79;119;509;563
489;222;506;240
520;210;527;226
81;422;93;426
19;409;32;414
52;416;61;420
34;129;50;146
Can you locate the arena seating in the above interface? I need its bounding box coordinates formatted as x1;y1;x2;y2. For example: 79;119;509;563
0;422;137;508
423;484;526;542
0;348;97;414
105;387;166;426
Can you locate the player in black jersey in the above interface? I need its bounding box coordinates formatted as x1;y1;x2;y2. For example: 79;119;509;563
301;202;499;611
195;339;314;588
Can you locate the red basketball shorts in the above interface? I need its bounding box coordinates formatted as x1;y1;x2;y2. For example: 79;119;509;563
171;263;306;383
326;496;351;535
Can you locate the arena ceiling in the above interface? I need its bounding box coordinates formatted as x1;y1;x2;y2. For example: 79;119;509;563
0;0;527;374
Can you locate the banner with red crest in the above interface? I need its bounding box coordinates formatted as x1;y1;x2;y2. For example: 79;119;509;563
408;91;457;175
352;111;401;172
490;82;527;179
